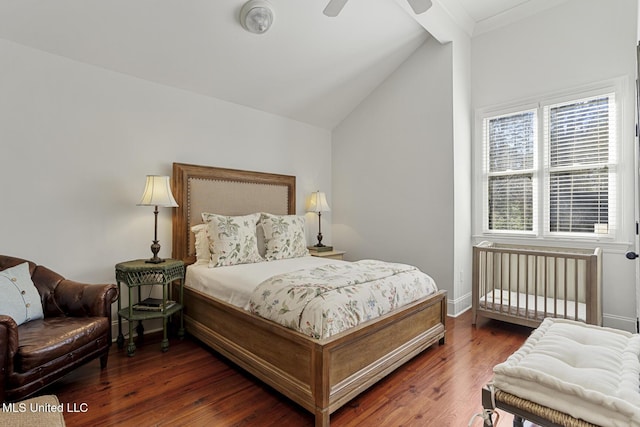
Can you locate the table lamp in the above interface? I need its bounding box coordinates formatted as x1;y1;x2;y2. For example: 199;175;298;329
137;175;178;263
307;191;332;251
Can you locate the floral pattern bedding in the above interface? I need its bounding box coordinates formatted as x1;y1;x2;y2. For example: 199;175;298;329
248;259;438;339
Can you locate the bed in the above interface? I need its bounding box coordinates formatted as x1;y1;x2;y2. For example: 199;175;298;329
170;162;447;427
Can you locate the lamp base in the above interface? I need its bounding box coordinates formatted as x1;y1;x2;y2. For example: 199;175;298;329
146;240;165;263
309;245;333;252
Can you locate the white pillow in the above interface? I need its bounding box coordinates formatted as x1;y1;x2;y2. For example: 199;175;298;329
0;262;44;325
259;213;309;260
190;224;210;265
201;212;263;267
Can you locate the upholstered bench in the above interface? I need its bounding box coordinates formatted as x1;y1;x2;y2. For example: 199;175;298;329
481;318;640;427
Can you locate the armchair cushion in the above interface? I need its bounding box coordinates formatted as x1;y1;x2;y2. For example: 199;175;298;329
15;317;109;372
0;262;43;325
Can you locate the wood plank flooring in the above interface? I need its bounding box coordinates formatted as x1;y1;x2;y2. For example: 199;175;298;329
44;311;532;426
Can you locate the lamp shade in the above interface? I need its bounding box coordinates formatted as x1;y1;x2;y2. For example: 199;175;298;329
307;191;331;213
137;176;178;207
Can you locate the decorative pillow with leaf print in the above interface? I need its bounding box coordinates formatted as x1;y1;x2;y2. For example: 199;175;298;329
259;213;309;260
201;212;263;267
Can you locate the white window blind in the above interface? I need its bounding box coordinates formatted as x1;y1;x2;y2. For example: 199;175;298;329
484;110;537;232
481;89;617;239
544;94;616;236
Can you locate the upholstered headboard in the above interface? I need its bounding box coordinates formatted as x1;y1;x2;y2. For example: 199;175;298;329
171;163;296;264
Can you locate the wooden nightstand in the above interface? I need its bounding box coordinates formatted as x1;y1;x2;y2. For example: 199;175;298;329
309;249;346;260
115;259;185;356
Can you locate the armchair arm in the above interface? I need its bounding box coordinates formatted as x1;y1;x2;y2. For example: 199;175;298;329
30;265;118;318
52;280;119;318
0;315;19;402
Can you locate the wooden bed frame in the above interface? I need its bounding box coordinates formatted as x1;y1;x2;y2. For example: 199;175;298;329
171;162;447;426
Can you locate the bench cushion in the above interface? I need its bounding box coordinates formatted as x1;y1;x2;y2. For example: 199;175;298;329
493;317;640;427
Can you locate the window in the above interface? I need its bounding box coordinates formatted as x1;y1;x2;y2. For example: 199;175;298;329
480;89;618;239
485;111;537;232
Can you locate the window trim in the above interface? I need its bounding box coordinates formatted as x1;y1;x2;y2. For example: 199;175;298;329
474;79;625;244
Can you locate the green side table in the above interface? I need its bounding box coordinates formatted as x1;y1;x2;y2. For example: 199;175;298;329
115;258;185;356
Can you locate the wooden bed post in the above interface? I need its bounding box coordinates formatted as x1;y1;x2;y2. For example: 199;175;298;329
315;409;330;427
312;342;330;427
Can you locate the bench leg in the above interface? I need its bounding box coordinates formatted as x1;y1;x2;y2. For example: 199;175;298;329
481;386;495;427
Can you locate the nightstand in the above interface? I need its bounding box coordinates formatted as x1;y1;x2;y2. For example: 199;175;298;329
309;249;346;260
115;259;185;356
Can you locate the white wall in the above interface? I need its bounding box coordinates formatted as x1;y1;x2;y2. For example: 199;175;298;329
332;38;457;300
3;0;635;333
0;39;332;312
471;0;638;331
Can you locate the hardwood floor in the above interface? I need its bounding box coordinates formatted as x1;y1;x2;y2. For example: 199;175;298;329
45;311;532;426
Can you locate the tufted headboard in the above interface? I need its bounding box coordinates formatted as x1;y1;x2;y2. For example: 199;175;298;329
171;163;296;265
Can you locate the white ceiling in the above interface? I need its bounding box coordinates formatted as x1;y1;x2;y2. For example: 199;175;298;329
0;0;566;129
460;0;532;22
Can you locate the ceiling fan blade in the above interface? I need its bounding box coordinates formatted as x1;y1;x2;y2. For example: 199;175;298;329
323;0;349;17
407;0;432;14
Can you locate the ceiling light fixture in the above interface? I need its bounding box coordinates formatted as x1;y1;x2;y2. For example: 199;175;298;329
240;0;274;34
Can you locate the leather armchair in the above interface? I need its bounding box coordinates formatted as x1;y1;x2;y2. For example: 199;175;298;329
0;255;118;402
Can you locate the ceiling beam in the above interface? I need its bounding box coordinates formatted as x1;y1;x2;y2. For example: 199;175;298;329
394;0;474;43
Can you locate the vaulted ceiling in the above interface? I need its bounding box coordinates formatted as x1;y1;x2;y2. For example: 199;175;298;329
0;0;568;129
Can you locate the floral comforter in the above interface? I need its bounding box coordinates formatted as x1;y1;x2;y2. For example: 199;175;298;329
248;259;438;339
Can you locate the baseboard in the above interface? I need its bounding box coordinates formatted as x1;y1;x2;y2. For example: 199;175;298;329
444;303;637;333
447;292;472;317
448;305;471;318
111;318;164;343
602;314;637;333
